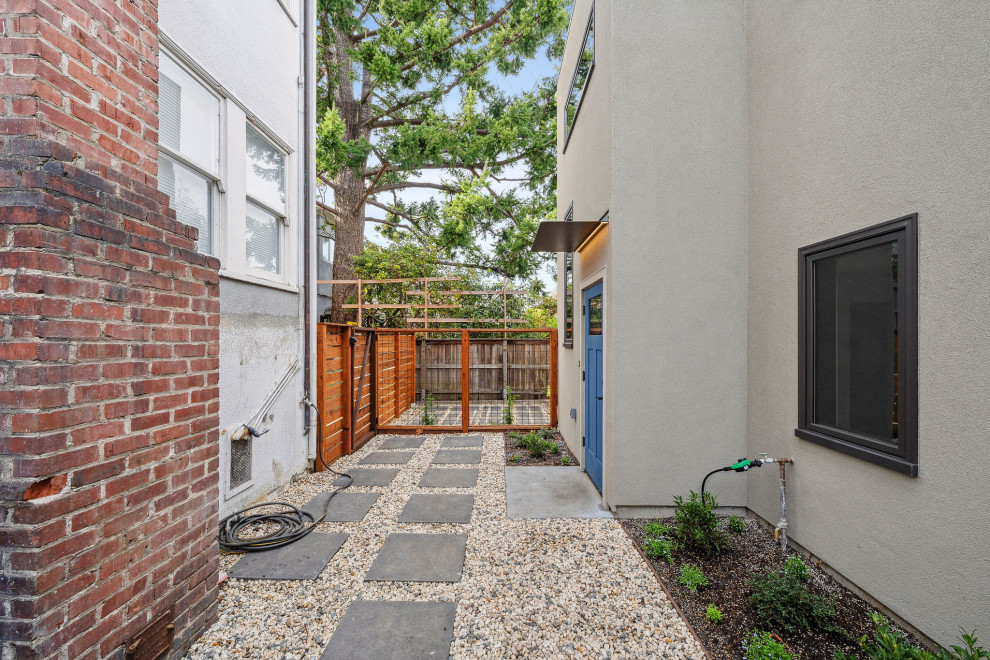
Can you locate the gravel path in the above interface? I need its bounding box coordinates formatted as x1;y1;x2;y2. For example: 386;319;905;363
185;433;705;659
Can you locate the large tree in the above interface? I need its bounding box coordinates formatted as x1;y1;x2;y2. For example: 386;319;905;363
317;0;569;322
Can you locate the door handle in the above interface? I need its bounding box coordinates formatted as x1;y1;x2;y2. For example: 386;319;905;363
596;396;602;400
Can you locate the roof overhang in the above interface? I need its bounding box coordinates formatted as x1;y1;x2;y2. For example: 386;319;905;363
530;220;607;252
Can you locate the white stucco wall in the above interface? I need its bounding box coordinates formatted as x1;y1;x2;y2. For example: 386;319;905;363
745;1;990;645
159;0;310;516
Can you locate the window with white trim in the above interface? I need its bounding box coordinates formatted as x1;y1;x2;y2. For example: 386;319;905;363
157;52;221;256
245;125;286;275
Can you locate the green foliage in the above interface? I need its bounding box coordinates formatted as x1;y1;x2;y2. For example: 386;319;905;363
727;515;747;534
678;564;708;593
502;386;518;424
672;491;729;556
560;455;569;465
782;555;809;582
317;0;573;303
511;428;557;458
706;604;724;624
743;631;795;660
642;536;677;563
747;568;835;633
421;392;436;426
834;614;989;660
643;521;674;538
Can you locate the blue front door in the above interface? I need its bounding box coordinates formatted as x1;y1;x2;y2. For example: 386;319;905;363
584;282;604;492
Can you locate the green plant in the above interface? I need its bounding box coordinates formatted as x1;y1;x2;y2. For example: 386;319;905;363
727;515;746;534
513;429;558;458
747;568;835;633
643;521;674;538
502;387;518;424
706;604;724;624
673;491;729;556
560;455;570;465
678;564;708;592
834;614;989;660
642;536;677;563
743;631;795;660
421;392;436;426
783;555;809;582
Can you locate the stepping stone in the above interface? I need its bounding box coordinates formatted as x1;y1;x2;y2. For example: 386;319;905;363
228;532;347;580
379;436;425;450
417;467;478;488
398;494;474;524
441;434;483;448
360;451;414;465
320;601;456;660
431;449;481;465
332;468;399;487
301;492;379;522
365;533;467;582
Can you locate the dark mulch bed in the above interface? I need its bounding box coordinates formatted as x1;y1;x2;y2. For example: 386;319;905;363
503;429;578;466
621;517;925;660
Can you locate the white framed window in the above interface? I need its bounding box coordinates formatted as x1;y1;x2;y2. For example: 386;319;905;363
320;234;333;263
157;51;222;256
244;125;287;277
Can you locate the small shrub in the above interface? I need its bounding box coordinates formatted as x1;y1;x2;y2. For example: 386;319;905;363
673;491;729;556
706;604;724;624
502;386;518;424
643;521;674;538
560;455;570;465
513;430;558;458
421;392;436;425
727;515;747;534
835;613;989;660
678;564;707;592
743;631;795;660
782;555;809;582
642;536;677;563
747;568;834;633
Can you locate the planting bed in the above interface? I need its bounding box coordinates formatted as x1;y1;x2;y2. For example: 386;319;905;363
622;516;926;660
503;429;579;466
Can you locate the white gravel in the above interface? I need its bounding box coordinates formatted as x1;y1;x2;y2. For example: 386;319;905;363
185;433;705;659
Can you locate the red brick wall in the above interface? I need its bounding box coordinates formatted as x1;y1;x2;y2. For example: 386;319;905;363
0;1;221;658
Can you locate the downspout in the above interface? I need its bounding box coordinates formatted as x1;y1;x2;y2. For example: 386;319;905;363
302;0;316;456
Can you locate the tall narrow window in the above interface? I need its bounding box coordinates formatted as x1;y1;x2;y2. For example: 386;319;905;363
245;126;286;275
564;5;595;147
563;204;574;347
797;214;918;475
157;52;221;255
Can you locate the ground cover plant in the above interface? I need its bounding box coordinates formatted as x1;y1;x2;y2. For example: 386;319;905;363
835;614;989;660
678;564;708;592
503;428;576;466
742;631;795;660
621;512;933;659
707;604;724;624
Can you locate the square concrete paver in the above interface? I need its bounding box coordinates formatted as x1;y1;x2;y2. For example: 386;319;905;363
301;492;379;522
365;533;467;582
417;467;478;488
505;467;613;519
227;532;348;580
441;434;483;448
360;451;414;465
332;468;400;487
320;601;456;660
398;494;474;524
431;449;481;465
378;436;425;450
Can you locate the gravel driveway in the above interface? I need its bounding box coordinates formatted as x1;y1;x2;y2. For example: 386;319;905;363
184;433;705;659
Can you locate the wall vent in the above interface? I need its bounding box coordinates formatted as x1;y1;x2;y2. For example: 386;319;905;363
230;435;252;489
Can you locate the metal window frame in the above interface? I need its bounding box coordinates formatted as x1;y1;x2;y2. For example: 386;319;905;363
796;213;919;476
562;3;595;154
563;203;575;348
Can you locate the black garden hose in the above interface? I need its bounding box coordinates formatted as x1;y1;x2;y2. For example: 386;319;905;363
218;402;353;553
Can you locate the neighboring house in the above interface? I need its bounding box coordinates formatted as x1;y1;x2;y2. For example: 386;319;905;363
157;0;315;516
538;0;989;647
317;229;334;319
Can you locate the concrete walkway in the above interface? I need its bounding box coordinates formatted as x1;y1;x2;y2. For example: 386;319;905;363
186;433;704;659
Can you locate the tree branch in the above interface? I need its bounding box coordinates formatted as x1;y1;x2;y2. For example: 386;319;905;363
370;181;462;195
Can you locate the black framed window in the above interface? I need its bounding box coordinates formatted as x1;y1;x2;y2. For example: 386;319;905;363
563;204;574;347
797;214;918;475
563;4;594;150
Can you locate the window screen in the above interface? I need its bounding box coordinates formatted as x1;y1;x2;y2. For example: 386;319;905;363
245;202;280;274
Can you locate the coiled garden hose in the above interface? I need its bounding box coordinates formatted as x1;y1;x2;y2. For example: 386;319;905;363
218;401;353;554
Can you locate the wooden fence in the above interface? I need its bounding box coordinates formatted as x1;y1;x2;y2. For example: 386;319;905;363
314;325;556;468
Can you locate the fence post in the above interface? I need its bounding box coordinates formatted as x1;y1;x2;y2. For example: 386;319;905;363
549;329;558;428
461;329;470;432
343;325;353;455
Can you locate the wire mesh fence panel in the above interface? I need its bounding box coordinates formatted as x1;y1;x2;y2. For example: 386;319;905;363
505;338;551;426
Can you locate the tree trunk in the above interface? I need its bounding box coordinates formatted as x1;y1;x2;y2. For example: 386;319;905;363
329;168;365;323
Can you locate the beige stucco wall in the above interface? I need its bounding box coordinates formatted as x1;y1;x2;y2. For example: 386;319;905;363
556;0;613;465
606;0;750;511
745;1;990;645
